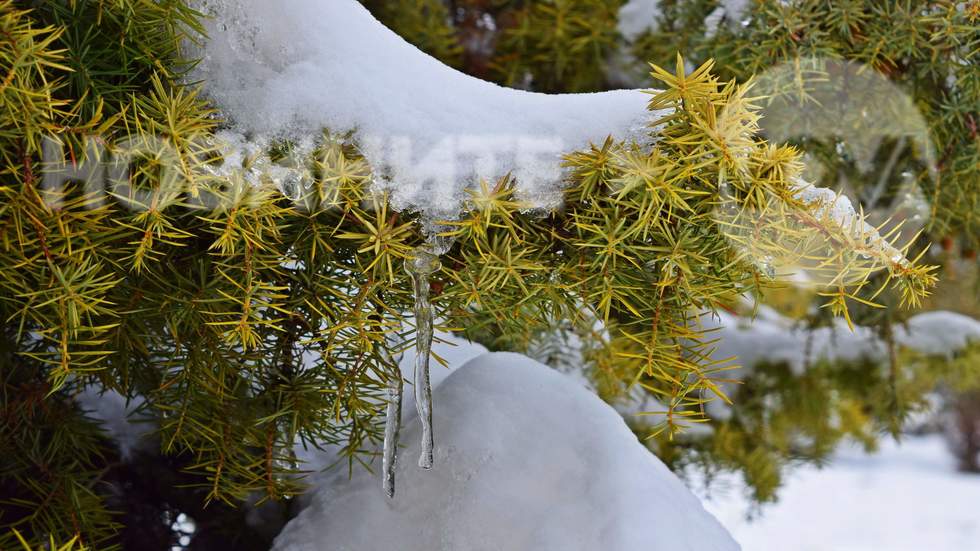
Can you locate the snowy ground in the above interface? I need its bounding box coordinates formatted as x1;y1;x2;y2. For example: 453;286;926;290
699;435;980;551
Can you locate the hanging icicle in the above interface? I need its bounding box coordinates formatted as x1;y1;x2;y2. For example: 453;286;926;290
406;247;441;470
382;362;403;498
382;239;449;498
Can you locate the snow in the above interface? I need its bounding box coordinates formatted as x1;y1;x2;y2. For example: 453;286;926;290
189;0;653;220
273;352;739;551
718;180;919;288
899;310;980;356
704;308;980;374
618;0;663;40
702;434;980;550
76;387;150;460
618;0;753;40
190;0;921;275
705;0;752;37
704;307;881;375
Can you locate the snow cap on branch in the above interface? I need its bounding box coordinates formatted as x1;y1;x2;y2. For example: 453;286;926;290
190;0;652;219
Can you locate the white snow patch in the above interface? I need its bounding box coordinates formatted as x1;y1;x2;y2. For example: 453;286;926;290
898;310;980;356
704;307;883;375
705;0;752;37
793;180;911;268
702;434;980;550
703;308;980;374
76;387;151;460
274;352;739;551
190;0;653;219
618;0;663;40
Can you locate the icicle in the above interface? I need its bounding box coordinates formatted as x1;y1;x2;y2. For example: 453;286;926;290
406;247;441;470
382;364;403;498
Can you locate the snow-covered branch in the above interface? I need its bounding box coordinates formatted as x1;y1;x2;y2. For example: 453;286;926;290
190;0;652;218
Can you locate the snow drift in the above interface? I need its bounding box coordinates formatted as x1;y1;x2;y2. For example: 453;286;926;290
272;353;739;551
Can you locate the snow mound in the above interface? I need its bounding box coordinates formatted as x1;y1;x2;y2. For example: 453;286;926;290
190;0;652;219
273;352;739;551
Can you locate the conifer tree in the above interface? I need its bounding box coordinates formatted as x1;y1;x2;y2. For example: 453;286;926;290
0;0;972;548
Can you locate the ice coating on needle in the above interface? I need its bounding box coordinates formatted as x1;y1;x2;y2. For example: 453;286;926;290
793;180;911;267
189;0;652;219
